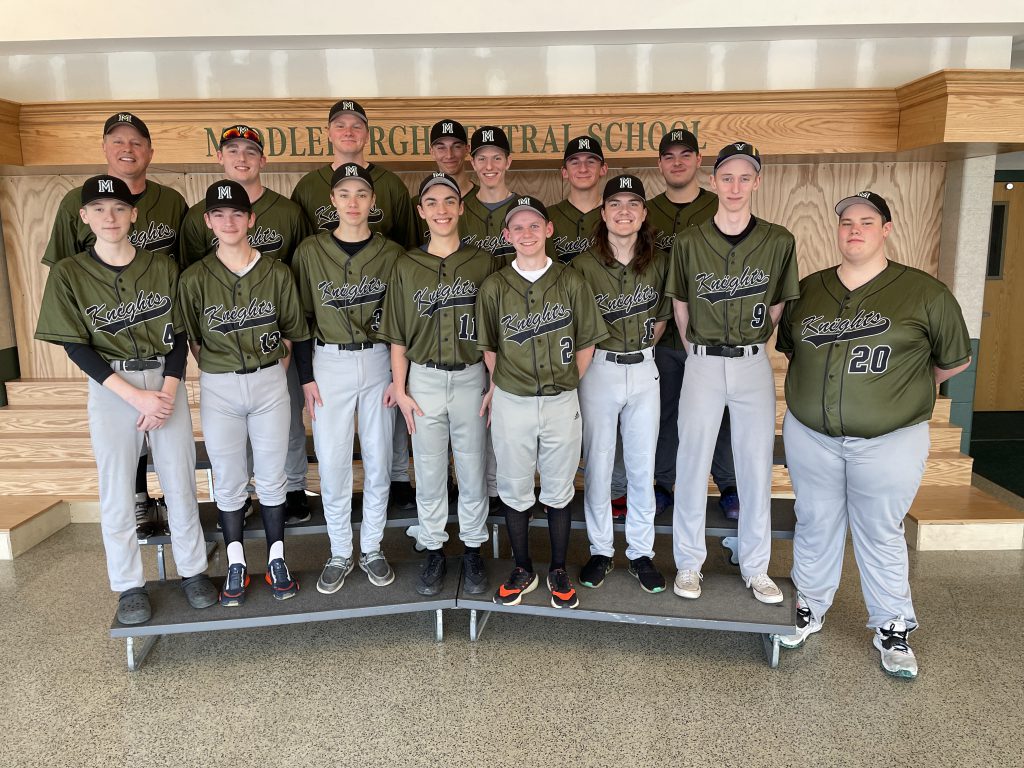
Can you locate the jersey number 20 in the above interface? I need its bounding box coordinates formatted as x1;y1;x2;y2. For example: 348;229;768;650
848;345;891;374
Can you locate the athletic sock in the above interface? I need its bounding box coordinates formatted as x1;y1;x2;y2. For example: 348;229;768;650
260;502;286;554
546;505;571;571
226;542;245;566
504;505;533;572
268;541;284;564
219;505;245;549
464;545;481;555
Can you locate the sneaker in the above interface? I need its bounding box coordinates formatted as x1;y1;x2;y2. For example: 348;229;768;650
216;498;253;530
628;556;666;593
579;554;614;588
673;569;702;599
416;550;447;596
152;497;171;536
180;574;218;609
284;490;311;525
391;480;416;511
134;498;158;539
116;587;152;625
359;551;395;587
220;563;249;607
873;617;918;679
746;573;784;604
777;599;822;649
462;551;488;595
547;568;579;609
611;495;627;520
265;558;299;600
719;487;740;521
654;485;673;517
493;567;538;606
316;555;354;594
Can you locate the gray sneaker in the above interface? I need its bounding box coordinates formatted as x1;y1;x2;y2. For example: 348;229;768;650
359;551;395;587
180;574;218;609
116;587;152;625
316;555;354;595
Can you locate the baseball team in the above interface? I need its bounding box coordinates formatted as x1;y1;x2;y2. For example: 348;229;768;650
33;100;972;680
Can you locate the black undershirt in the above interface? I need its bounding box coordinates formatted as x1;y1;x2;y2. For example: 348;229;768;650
712;215;758;247
671;189;706;211
331;234;373;257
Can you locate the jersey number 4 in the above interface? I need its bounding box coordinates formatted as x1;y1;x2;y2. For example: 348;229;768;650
162;323;174;345
848;344;891;374
260;331;282;354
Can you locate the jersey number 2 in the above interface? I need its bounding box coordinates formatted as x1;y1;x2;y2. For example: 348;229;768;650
848;345;891;374
260;331;282;354
559;337;574;364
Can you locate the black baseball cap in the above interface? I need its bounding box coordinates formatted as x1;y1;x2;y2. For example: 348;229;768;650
602;174;647;202
219;125;264;153
835;191;892;224
470;126;511;156
328;99;368;125
658;128;699;155
714;142;761;173
430;120;468;145
81;175;135;206
330;163;374;191
504;195;549;226
564;136;604;163
205;180;252;213
103;112;150;141
418;172;461;198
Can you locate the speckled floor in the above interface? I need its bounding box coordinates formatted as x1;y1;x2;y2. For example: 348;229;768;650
1;523;1022;768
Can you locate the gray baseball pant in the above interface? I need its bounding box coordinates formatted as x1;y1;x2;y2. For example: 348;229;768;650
391;412;411;483
284;361;308;492
784;412;928;630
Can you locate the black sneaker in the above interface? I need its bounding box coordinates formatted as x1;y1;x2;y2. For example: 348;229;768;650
284;490;311;525
134;498;158;540
416;550;447;595
547;568;579;609
462;552;488;595
579;554;614;588
493;567;538;605
627;556;666;593
391;481;416;511
220;563;249;607
152;497;171;536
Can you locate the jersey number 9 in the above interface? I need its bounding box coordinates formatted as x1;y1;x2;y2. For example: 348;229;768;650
751;303;767;329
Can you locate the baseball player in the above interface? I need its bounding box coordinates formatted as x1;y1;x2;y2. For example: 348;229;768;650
290;99;418;510
647;129;739;521
180;124;314;525
413;120;478;245
35;174;215;625
477;196;609;609
665;142;800;605
546;136;608;264
378;172;498;597
572;175;671;594
775;191;971;679
43;112;189;538
291;164;405;593
177;180;310;606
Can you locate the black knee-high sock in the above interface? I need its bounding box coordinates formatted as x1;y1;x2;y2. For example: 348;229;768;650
504;505;533;572
260;502;286;557
135;454;149;496
547;505;571;571
219;506;245;548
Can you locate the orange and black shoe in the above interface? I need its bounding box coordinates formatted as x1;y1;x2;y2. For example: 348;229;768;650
547;568;580;609
266;558;300;601
220;562;250;607
493;567;538;606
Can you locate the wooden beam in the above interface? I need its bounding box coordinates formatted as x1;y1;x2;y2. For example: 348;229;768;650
0;99;23;165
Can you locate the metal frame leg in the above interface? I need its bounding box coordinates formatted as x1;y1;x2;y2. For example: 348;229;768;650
156;544;166;581
434;609;444;642
492;523;499;559
761;633;780;669
126;635;160;671
469;609;491;641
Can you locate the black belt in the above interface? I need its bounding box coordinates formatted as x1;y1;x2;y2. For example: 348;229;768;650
316;339;376;351
603;351;646;365
424;361;467;372
113;357;162;371
233;361;279;375
697;344;759;358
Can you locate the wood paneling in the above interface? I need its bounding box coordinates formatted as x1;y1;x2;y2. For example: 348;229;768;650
0;99;22;166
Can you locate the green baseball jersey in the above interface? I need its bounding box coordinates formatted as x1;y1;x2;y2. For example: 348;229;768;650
290;163;417;249
377;244;499;367
665;218;800;347
179;188;312;268
476;261;609;397
413;183;478;246
177;253;310;374
777;261;971;439
545;200;602;264
35;248;182;361
647;189;718;351
570;250;672;353
291;232;405;345
42;181;188;267
458;193;517;262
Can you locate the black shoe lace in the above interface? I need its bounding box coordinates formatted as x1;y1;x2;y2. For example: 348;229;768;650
880;626;910;653
424;552;445;577
270;559;291;585
465;553;484;578
550;568;572;593
228;563;245;590
632;556;655;574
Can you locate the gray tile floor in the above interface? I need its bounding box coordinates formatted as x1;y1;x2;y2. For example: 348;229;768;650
1;523;1022;768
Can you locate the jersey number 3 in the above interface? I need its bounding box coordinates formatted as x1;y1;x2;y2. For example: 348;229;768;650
848;345;891;374
260;331;282;354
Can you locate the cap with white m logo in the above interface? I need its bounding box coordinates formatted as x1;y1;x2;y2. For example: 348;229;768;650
218;186;232;200
98;180;114;193
619;178;632;189
482;130;494;143
442;122;454;133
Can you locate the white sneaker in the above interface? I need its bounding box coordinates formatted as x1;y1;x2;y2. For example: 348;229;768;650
673;569;702;599
873;617;918;679
746;573;784;604
777;599;822;648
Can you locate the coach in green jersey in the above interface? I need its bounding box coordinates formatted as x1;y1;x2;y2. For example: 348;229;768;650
43;113;188;268
775;191;970;679
413;120;478;245
291;99;417;248
546;136;608;264
179;125;311;267
459;126;518;261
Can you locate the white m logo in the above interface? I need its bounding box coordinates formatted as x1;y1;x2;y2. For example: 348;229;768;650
218;186;232;200
620;178;632;189
98;180;114;193
345;166;358;177
672;131;683;141
118;114;132;123
433;172;444;179
442;122;453;133
518;198;531;206
343;101;354;110
482;130;494;143
579;138;590;149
